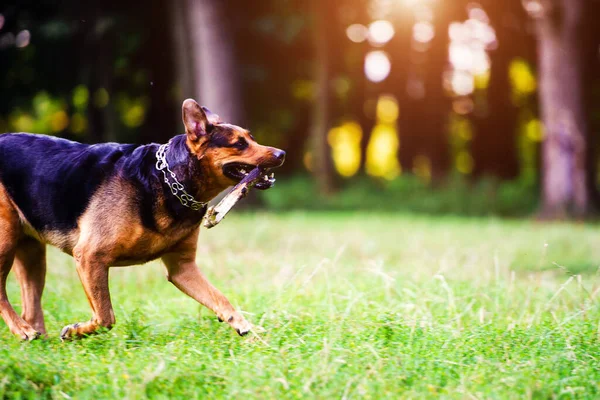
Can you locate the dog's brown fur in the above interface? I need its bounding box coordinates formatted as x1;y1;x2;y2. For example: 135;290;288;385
0;99;284;340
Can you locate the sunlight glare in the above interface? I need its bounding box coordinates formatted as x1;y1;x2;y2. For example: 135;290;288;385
368;20;395;46
413;21;435;43
365;51;391;83
467;4;490;24
346;24;368;43
451;71;475;96
449;43;473;71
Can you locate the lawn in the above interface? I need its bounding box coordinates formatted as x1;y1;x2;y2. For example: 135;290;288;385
1;212;600;399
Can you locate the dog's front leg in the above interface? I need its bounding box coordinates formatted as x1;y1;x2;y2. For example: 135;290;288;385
60;247;115;340
162;249;251;336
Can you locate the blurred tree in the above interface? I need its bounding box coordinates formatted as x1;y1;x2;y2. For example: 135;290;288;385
171;0;244;123
472;0;534;179
76;4;117;142
141;0;177;143
398;2;463;180
343;0;376;173
525;0;597;217
309;0;335;194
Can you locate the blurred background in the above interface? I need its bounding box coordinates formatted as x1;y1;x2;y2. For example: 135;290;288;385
1;0;599;219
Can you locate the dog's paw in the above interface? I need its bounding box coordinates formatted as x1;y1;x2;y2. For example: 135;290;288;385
13;325;41;341
225;312;252;336
60;323;80;341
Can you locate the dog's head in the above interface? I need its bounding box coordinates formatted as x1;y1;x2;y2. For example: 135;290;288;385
182;99;285;191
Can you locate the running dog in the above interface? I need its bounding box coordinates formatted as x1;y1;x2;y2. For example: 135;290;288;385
0;99;285;340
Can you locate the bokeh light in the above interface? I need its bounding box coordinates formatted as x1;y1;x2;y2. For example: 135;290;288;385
468;4;490;23
450;71;475;96
368;20;395;46
366;124;401;180
413;155;431;183
525;118;544;141
94;88;110;108
446;6;496;98
50;110;69;132
346;24;368;43
376;95;399;123
456;151;474;174
70;113;88;135
366;95;401;180
15;30;31;48
522;0;545;18
0;33;14;49
449;43;474;71
509;59;537;97
328;121;362;177
72;85;90;109
365;50;391;83
413;21;435;43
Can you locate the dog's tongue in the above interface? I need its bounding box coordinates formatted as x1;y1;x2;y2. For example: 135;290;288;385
203;167;263;229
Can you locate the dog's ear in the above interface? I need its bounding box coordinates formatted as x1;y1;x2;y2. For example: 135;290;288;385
182;99;209;142
201;106;222;125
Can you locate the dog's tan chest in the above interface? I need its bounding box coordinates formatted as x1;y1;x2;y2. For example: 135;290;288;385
76;178;200;266
110;225;198;265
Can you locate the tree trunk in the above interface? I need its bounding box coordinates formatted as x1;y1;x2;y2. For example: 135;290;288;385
171;0;244;124
310;0;335;194
142;0;177;143
472;2;523;179
529;0;592;217
397;5;461;180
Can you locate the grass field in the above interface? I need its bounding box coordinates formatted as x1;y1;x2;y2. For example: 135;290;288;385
1;212;600;399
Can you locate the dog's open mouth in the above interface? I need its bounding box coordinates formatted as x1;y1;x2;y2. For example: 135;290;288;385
222;163;276;190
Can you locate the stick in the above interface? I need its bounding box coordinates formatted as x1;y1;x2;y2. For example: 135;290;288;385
203;167;263;229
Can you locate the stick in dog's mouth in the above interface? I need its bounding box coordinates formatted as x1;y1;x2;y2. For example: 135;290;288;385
203;166;270;229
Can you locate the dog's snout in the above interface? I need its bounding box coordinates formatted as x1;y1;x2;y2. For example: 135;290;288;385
258;147;286;168
273;149;286;163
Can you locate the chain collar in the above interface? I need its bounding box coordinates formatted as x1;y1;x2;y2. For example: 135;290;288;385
155;141;207;211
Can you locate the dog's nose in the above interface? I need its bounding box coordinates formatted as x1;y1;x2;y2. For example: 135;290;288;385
273;149;286;163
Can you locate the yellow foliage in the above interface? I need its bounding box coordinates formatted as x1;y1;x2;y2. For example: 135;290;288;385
50;110;69;132
94;88;110;108
10;113;35;132
509;59;537;97
291;80;315;101
70;113;88;134
72;85;89;110
303;151;313;172
456;151;474;174
376;95;399;124
328;121;362;177
123;104;145;128
8;91;70;134
413;155;431;183
117;95;148;128
525;118;544;142
474;70;491;90
366;123;401;180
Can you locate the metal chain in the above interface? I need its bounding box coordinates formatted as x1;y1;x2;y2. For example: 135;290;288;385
155;142;206;211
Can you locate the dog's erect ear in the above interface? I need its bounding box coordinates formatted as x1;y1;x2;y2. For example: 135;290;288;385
201;106;222;125
182;99;209;141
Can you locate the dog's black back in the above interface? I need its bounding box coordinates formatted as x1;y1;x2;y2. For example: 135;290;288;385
0;133;146;231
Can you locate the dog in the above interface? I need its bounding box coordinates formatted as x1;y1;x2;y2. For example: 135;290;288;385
0;99;285;340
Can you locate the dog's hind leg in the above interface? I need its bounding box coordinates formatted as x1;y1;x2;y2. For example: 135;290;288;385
0;186;40;340
13;237;47;335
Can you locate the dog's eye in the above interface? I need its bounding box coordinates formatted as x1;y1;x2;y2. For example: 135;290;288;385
234;138;248;150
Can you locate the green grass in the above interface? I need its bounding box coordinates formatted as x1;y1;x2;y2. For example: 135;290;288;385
1;212;600;399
